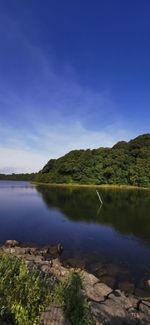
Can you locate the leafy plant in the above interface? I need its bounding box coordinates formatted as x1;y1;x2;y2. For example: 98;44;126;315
51;272;93;325
0;253;54;325
0;253;92;325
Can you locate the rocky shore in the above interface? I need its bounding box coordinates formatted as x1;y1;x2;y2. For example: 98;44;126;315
1;240;150;325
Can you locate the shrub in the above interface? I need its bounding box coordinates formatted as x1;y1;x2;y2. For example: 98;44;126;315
0;253;92;325
0;253;54;325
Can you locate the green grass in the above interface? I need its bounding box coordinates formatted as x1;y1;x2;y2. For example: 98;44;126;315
33;181;150;191
0;252;53;325
0;253;92;325
51;272;93;325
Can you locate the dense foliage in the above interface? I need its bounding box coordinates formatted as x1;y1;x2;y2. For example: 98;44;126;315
0;253;53;325
0;134;149;187
0;253;91;325
36;134;150;187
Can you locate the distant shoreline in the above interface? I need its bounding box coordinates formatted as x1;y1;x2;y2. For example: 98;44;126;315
33;182;150;190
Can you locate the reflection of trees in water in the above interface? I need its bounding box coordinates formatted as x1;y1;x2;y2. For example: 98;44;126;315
36;186;150;244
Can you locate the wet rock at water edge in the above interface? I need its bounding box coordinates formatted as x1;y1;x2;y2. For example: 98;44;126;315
134;287;150;298
139;300;150;323
50;258;70;278
89;263;107;278
108;290;138;310
118;281;135;294
84;282;112;302
145;279;150;291
44;244;63;258
99;275;116;289
63;257;86;269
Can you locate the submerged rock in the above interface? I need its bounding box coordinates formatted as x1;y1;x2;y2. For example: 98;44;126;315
99;275;116;289
47;243;63;256
118;281;135;294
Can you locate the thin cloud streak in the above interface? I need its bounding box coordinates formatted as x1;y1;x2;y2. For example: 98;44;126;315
0;12;117;128
0;12;136;173
0;122;134;173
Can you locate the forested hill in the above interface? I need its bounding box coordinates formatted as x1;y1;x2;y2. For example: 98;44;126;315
35;134;150;187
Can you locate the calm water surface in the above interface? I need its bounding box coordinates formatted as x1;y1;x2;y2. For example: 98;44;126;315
0;181;150;290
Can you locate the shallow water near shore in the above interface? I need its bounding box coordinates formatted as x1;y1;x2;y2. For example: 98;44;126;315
0;180;150;294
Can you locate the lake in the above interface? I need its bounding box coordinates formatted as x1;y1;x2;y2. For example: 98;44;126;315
0;180;150;294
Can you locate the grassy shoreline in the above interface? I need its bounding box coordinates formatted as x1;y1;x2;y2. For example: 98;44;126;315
33;182;150;190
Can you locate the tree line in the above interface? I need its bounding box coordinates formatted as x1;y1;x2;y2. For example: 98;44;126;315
0;134;150;187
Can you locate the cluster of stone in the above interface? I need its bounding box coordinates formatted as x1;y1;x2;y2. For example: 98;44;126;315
1;240;150;325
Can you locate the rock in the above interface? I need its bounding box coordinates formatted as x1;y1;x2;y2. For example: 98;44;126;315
64;257;85;269
40;305;71;325
11;247;27;255
91;262;107;277
59;266;69;277
118;281;135;294
141;300;150;308
84;284;104;302
41;263;52;273
134;287;150;298
82;271;99;287
90;301;131;325
84;282;112;302
138;312;150;324
5;239;20;247
90;297;141;324
94;283;112;297
25;254;44;264
99;275;116;289
128;307;140;321
139;302;150;324
139;300;150;315
125;296;139;310
146;279;150;291
2;241;150;324
43;253;53;261
47;244;63;258
49;258;70;279
109;290;138;310
52;258;62;268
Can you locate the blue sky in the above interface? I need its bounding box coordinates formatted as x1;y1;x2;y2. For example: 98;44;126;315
0;0;150;173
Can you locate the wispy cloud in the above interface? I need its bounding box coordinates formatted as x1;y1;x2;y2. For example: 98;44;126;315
0;121;134;173
0;12;136;173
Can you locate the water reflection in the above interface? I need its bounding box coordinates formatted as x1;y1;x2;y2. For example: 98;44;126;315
0;181;150;295
36;186;150;245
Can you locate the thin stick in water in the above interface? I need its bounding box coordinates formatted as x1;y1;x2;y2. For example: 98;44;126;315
96;190;103;205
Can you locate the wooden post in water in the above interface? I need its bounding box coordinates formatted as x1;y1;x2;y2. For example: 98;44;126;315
96;190;103;205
